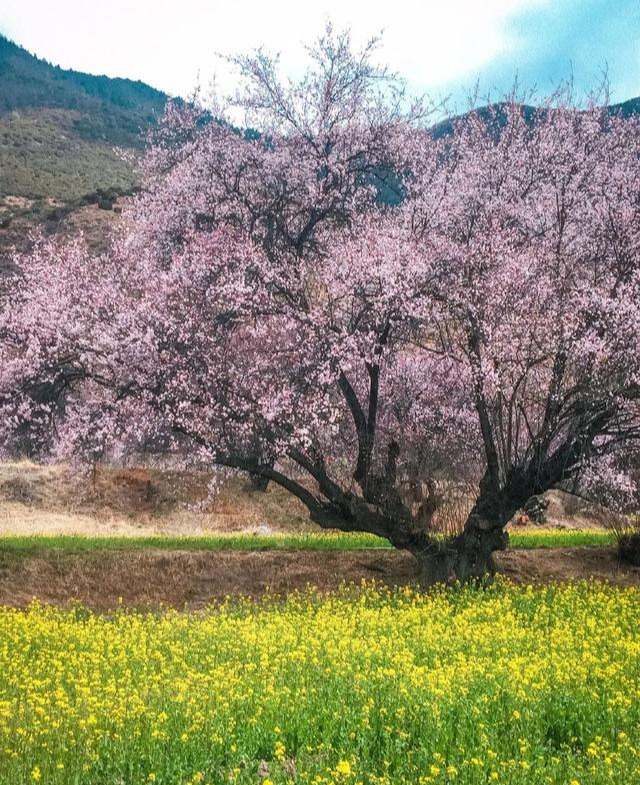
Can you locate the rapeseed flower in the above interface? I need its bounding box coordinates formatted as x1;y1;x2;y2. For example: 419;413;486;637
0;581;638;784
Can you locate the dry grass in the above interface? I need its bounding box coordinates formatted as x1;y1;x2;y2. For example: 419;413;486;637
0;460;313;536
0;462;634;611
0;460;621;540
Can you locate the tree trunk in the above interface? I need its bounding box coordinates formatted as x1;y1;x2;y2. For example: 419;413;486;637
248;472;270;492
450;514;509;582
413;515;509;585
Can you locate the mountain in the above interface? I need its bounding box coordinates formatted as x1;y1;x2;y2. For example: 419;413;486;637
431;97;640;140
0;34;169;201
0;35;168;144
0;34;172;263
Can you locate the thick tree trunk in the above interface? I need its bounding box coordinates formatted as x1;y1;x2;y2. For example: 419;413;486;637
224;450;515;585
413;519;509;584
451;514;509;582
407;482;511;587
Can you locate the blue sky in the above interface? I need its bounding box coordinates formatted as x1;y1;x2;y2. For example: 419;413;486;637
1;0;638;106
474;0;640;105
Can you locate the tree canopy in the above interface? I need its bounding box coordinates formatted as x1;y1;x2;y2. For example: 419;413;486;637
1;28;639;581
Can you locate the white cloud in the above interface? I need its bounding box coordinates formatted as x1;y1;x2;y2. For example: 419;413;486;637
0;0;549;98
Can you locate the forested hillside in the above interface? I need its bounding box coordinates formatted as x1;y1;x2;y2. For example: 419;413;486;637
0;34;167;196
0;35;169;262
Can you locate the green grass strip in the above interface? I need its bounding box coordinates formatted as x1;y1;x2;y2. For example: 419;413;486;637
0;531;388;555
509;529;615;549
0;529;615;557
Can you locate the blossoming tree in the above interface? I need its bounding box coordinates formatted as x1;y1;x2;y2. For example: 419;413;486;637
1;29;639;581
407;98;640;575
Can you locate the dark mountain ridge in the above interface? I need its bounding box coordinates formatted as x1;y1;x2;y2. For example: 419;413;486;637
0;34;173;261
0;34;168;147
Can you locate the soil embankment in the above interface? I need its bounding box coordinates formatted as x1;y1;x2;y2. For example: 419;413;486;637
0;546;637;611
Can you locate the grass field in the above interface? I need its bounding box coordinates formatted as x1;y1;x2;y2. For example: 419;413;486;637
0;529;616;557
1;580;638;785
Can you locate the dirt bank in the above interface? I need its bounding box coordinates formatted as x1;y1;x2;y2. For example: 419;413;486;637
0;546;637;611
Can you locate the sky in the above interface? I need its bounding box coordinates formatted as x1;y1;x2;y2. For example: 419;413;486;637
1;0;639;108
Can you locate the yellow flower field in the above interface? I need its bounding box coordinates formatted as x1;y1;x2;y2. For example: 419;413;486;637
0;580;639;784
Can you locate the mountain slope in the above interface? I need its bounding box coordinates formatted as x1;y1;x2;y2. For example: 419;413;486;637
0;35;173;262
0;35;168;148
0;35;169;201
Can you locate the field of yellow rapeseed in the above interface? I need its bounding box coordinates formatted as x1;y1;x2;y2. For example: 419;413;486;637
0;580;639;784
